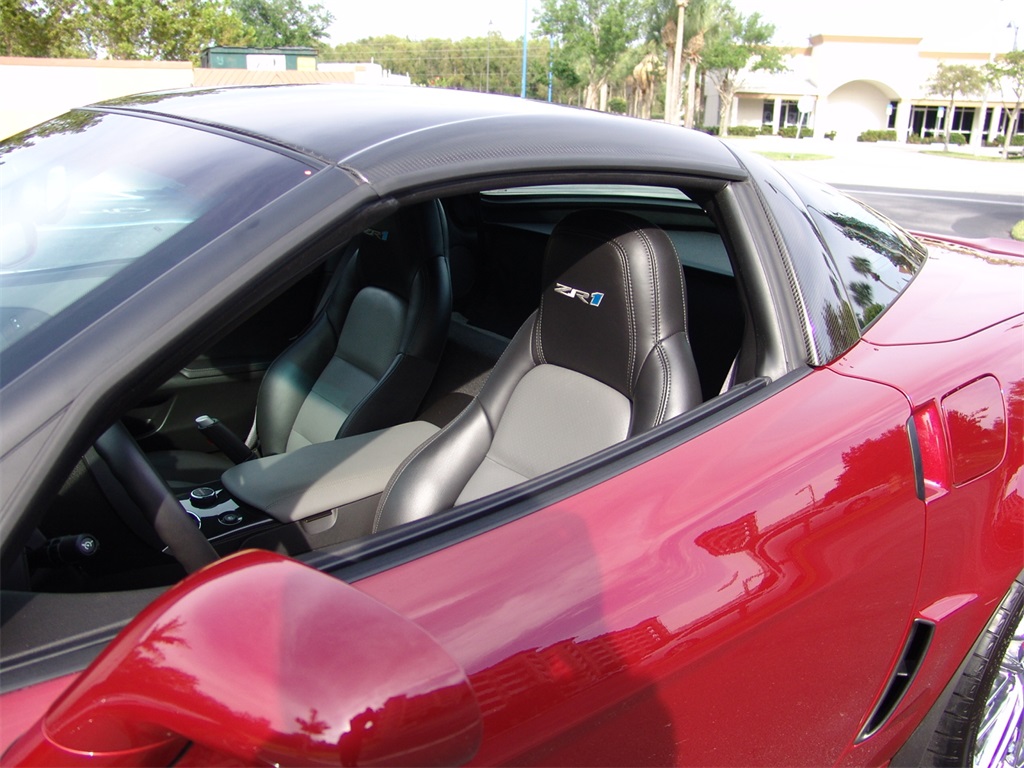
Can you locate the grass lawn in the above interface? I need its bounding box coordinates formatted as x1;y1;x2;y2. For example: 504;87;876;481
755;151;833;162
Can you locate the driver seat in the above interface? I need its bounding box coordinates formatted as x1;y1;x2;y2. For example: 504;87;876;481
152;200;451;488
371;209;702;532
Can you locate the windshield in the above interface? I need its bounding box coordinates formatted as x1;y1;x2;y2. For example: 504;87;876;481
0;110;316;357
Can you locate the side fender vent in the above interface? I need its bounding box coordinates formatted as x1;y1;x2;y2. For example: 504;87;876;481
857;619;935;742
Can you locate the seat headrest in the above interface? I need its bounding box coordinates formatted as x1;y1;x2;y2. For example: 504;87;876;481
533;209;688;398
357;200;448;297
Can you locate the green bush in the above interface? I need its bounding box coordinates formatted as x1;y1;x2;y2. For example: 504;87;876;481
729;125;759;137
1012;220;1024;241
607;97;628;115
778;125;798;138
824;131;837;141
701;125;719;136
949;132;967;145
857;129;898;142
760;124;773;135
991;134;1024;146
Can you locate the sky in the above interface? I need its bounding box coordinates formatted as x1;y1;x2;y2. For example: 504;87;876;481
323;0;1020;53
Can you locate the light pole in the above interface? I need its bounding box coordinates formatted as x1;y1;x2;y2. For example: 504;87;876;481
669;0;688;125
521;0;529;98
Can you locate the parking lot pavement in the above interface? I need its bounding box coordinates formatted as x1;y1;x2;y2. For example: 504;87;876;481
720;135;1024;198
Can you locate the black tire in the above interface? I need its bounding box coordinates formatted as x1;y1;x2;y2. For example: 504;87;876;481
926;576;1024;767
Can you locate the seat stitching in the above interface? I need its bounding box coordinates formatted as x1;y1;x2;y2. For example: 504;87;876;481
609;238;636;392
657;343;670;424
636;227;660;344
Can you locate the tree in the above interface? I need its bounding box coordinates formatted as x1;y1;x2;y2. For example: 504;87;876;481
0;0;90;57
538;0;641;111
926;63;986;151
1;0;328;62
702;9;785;136
230;0;332;48
986;50;1024;157
90;0;247;60
326;35;559;101
639;0;682;124
681;0;722;128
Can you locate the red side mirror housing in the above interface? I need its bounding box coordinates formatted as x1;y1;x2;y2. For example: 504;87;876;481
4;551;482;767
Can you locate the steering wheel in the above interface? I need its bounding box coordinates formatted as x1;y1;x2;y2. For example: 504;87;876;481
94;423;218;573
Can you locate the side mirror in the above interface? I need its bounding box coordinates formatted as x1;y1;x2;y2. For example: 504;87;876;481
4;551;482;766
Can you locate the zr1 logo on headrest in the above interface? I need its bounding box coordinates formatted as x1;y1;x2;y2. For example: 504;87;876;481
554;283;604;307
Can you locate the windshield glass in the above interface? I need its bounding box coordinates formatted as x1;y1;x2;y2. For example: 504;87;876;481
0;110;316;357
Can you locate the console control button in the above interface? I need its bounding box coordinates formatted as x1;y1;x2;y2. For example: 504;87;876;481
189;486;219;509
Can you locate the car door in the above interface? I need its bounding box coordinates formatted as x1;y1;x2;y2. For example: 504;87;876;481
349;364;924;766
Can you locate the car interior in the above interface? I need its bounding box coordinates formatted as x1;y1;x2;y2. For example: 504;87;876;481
9;182;756;598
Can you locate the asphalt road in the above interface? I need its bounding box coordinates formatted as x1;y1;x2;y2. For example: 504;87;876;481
836;186;1023;240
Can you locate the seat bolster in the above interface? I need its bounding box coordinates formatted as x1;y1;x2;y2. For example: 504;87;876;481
337;353;437;438
373;401;495;531
401;256;453;363
630;331;702;435
373;317;540;531
257;315;339;455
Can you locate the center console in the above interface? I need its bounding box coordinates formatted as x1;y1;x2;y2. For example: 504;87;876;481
180;421;440;555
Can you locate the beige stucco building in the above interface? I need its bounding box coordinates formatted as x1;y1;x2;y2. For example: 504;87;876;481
706;35;1021;145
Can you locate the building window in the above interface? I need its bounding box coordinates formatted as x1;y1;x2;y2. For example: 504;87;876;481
910;105;974;141
761;99;809;130
780;100;800;128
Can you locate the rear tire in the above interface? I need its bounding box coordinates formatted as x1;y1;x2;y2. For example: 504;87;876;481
927;577;1024;768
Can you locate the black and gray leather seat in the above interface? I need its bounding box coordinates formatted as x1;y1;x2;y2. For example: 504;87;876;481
371;208;701;532
154;200;451;486
258;200;451;452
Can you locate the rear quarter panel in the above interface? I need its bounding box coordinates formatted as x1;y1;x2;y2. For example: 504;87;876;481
829;245;1024;764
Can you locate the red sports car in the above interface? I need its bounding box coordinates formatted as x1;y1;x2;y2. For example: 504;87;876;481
0;85;1021;767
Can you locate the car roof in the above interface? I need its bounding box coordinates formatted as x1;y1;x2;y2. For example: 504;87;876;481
91;84;747;187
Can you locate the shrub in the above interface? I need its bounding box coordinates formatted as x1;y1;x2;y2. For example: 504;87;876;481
992;134;1024;146
760;124;773;135
729;125;759;137
824;131;837;141
701;125;719;136
857;129;897;142
778;125;798;138
948;132;967;145
1012;220;1024;241
607;97;628;115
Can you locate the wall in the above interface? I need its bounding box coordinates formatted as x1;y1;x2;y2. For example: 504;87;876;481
1;57;193;139
1;57;412;140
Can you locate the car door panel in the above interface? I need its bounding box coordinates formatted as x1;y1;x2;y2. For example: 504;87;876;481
354;366;925;765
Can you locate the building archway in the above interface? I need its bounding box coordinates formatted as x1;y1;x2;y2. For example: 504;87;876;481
818;79;901;141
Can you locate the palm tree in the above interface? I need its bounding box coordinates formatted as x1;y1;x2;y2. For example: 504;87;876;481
682;0;722;128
